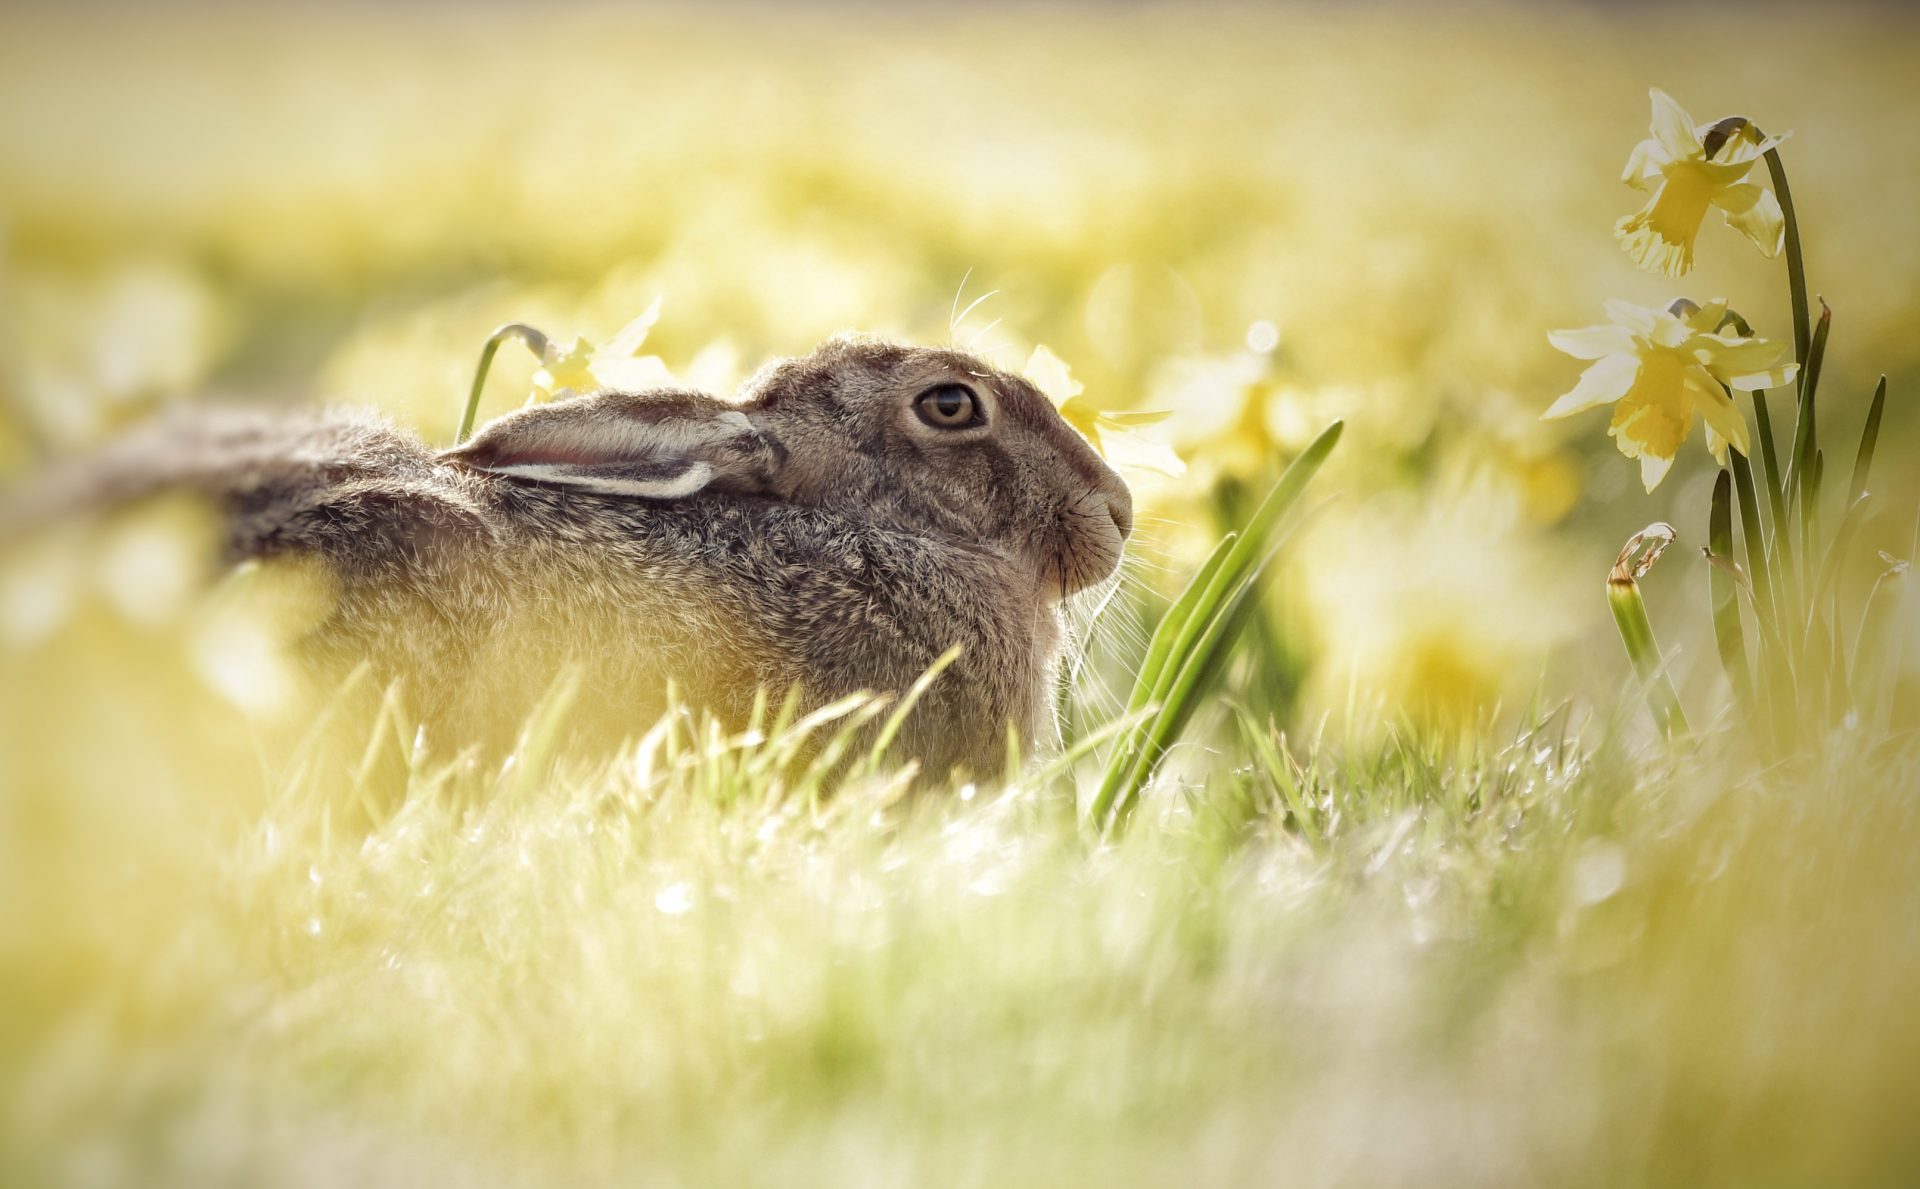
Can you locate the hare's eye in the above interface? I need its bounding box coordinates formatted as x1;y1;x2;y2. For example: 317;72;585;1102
914;383;983;430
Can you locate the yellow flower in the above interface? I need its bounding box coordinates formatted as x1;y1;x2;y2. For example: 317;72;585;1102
1023;345;1185;477
1616;89;1786;277
529;298;673;402
1545;298;1796;491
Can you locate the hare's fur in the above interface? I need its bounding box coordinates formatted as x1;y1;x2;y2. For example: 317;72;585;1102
11;336;1133;776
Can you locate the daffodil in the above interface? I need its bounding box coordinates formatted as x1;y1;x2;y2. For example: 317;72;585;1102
1546;298;1796;491
1616;89;1786;277
529;298;674;402
1024;345;1185;477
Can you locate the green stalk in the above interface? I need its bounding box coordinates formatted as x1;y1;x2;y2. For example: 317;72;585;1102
1707;470;1752;713
1106;560;1271;834
1750;390;1793;615
1608;525;1688;739
1848;376;1888;505
1727;450;1775;627
1761;137;1812;616
1788;301;1831;492
456;323;549;444
1852;558;1909;719
1762;143;1811;373
1089;421;1343;833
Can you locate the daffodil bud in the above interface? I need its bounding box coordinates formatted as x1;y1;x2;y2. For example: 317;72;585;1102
1606;523;1689;738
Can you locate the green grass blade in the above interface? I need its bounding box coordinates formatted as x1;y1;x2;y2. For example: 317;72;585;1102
1750;390;1793;609
1234;710;1322;847
1809;492;1871;631
498;665;583;805
1786;299;1830;503
1851;555;1910;716
1727;449;1775;628
1090;420;1343;831
1707;470;1752;712
1088;530;1236;819
1027;705;1156;792
859;644;962;775
1143;420;1344;721
1107;564;1270;833
1849;376;1888;505
1751;390;1785;525
1802;448;1825;578
1124;531;1237;717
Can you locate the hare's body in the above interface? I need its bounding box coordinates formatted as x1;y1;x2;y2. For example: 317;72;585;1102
16;337;1128;776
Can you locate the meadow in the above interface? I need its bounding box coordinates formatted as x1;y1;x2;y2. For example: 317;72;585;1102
2;3;1919;1185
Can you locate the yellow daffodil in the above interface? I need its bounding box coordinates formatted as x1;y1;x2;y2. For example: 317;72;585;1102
1024;345;1185;477
1616;89;1786;277
529;298;673;402
1546;298;1796;491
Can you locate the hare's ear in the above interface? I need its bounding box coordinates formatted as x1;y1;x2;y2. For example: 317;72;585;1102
442;392;782;499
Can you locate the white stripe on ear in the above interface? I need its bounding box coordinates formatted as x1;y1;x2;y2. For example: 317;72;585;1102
446;391;780;501
487;460;715;499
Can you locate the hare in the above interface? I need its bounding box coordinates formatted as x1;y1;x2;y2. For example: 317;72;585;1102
9;335;1134;777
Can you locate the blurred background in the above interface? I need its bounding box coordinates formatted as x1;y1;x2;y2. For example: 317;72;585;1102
3;1;1917;735
8;0;1919;747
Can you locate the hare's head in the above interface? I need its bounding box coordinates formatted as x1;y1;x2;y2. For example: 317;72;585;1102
445;336;1133;599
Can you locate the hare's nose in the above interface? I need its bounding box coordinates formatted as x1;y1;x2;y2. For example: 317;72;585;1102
1102;482;1134;542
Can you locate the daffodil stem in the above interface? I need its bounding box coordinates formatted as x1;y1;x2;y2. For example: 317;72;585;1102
1707;470;1754;715
1762;144;1810;375
455;323;549;445
1727;449;1775;629
1760;139;1814;622
1609;577;1689;740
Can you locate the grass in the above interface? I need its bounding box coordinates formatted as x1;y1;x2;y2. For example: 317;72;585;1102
3;557;1919;1187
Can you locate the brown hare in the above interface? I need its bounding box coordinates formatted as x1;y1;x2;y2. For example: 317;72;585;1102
8;336;1134;778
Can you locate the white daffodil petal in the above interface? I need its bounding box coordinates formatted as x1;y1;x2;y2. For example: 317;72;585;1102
1023;344;1084;404
1687;368;1750;458
1602;299;1661;336
602;297;665;358
1100;409;1175;426
591;355;676;392
1719;361;1798;392
1678;299;1730;334
1545;353;1639;419
1621;139;1664;189
1639;451;1675;492
1712;182;1785;257
1549;324;1638;360
1698;334;1788;369
1648;307;1698;351
1648;89;1703;160
1699;336;1796;391
1099;425;1187;477
541;335;593;370
1705;422;1729;464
